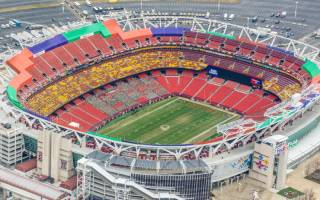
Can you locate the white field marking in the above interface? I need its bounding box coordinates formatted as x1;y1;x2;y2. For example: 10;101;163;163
184;115;238;144
179;97;239;118
160;124;170;131
102;97;179;135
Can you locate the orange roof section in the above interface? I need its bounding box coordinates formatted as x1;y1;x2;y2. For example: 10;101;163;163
121;28;153;40
7;21;152;91
6;48;34;90
9;73;32;90
6;48;33;73
102;19;123;36
102;19;152;41
312;76;320;84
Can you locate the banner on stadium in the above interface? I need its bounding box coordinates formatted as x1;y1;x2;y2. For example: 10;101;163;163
206;66;262;87
250;78;262;86
207;67;219;76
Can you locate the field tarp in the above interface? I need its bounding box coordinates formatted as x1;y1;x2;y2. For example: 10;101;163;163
151;27;191;36
63;22;111;42
28;34;68;54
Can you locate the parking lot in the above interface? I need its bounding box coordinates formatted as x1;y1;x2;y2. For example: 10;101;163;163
0;0;319;53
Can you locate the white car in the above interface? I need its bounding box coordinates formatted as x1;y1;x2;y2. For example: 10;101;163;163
1;24;10;29
205;12;210;19
83;10;89;15
74;2;80;7
85;0;92;7
228;14;235;21
281;11;287;17
223;13;228;20
9;20;16;27
93;7;99;13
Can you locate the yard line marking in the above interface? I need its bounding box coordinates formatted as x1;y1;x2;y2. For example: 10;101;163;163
103;97;179;135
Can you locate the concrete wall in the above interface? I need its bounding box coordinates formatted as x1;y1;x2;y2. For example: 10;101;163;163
37;131;74;182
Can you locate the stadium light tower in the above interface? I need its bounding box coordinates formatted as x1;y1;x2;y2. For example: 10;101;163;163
294;1;299;18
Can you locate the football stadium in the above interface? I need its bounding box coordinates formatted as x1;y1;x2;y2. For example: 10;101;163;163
0;1;320;199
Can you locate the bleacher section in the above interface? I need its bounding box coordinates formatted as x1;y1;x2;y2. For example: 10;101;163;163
24;42;302;117
6;19;314;134
25;50;207;116
153;70;276;121
51;75;170;131
50;69;277;132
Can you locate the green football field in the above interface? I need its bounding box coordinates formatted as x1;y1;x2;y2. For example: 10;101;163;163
97;97;239;144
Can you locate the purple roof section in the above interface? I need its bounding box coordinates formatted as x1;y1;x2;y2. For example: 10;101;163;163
28;34;68;55
151;27;191;36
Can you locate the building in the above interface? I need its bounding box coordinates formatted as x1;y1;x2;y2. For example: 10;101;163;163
249;135;288;190
0;165;67;200
37;131;75;182
77;151;212;200
0;123;24;166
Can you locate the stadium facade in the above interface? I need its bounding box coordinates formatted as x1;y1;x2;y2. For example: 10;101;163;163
0;15;320;199
77;151;212;199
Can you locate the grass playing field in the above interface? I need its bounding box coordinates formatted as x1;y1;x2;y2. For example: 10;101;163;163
97;97;239;144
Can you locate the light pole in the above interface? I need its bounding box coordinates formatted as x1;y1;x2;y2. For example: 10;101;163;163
140;0;143;12
294;1;299;18
218;0;221;13
61;2;64;14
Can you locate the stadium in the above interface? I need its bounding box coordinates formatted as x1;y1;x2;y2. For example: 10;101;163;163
1;11;320;200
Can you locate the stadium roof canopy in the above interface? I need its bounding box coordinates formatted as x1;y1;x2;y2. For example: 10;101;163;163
87;150;209;172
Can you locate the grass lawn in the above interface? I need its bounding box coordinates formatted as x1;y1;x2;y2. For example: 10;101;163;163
277;187;305;199
97;97;238;144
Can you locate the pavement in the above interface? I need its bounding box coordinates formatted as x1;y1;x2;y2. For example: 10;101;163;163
0;0;319;52
300;28;320;49
212;177;283;200
0;0;76;48
0;0;56;8
211;152;320;200
286;152;320;199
